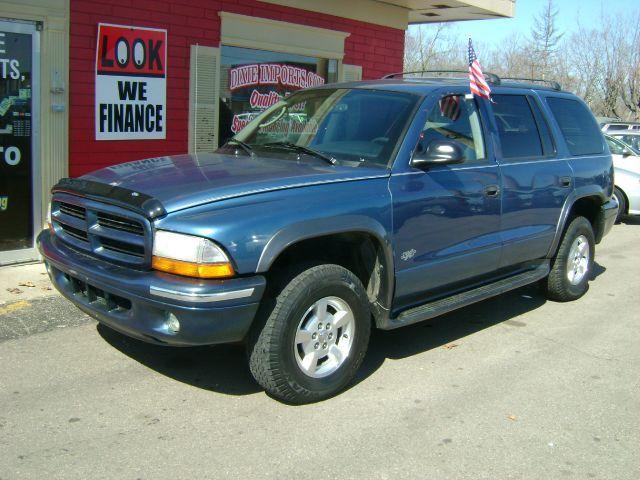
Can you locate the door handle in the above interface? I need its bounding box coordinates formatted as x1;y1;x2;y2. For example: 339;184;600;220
559;176;572;188
483;185;500;197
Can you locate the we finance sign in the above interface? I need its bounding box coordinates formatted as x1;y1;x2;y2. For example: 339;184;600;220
95;24;167;140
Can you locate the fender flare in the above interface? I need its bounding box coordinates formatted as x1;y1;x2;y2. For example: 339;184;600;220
546;186;607;257
256;215;395;310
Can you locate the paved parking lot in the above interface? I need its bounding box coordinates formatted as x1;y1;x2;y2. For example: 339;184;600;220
1;219;639;479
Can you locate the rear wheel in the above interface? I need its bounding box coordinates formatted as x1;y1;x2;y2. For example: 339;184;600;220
542;216;595;302
247;264;371;404
612;187;627;222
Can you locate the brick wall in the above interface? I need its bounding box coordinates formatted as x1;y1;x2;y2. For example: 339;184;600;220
69;0;405;176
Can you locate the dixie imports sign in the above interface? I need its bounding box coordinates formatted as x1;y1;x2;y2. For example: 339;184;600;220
95;24;167;140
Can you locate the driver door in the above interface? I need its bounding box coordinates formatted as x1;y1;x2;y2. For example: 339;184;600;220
390;92;502;310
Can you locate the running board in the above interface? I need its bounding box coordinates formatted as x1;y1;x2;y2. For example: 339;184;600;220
380;262;550;330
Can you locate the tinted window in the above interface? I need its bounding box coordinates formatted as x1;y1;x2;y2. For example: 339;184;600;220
528;98;555;156
492;94;544;159
416;95;485;162
547;97;604;156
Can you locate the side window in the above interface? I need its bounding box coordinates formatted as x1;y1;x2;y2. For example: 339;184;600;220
605;136;626;155
492;94;546;159
528;98;556;156
416;94;486;162
546;97;604;156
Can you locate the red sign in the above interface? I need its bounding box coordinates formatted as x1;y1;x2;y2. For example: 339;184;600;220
96;24;166;78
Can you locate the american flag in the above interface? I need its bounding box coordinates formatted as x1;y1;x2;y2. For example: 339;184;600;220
468;38;491;99
439;95;461;121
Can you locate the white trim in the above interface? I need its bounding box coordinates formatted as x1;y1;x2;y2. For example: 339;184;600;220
219;12;349;60
259;0;408;30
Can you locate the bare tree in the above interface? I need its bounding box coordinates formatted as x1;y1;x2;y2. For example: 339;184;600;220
404;23;459;72
402;2;640;120
530;0;564;77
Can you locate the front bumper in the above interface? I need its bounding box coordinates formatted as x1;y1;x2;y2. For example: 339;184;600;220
595;199;619;243
37;230;266;346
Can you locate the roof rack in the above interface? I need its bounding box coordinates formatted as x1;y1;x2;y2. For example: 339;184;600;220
382;70;502;85
500;77;562;91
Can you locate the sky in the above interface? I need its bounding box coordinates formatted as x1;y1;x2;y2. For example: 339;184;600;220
408;0;638;49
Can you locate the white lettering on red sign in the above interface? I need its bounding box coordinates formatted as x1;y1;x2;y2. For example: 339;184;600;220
229;63;325;91
249;90;282;109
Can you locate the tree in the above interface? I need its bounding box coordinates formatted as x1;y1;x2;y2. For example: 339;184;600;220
404;23;460;73
530;0;563;78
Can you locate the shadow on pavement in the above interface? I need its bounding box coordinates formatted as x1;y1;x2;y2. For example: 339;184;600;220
98;324;262;395
619;216;640;226
99;278;576;398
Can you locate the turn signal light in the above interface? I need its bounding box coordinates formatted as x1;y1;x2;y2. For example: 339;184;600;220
152;256;235;279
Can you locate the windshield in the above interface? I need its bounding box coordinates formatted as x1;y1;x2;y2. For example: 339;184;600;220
227;88;419;166
612;134;640;154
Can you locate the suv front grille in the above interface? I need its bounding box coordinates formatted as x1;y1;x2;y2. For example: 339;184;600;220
97;211;145;235
59;202;86;220
52;198;151;267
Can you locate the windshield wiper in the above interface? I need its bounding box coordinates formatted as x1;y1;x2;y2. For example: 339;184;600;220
262;142;337;165
225;139;255;157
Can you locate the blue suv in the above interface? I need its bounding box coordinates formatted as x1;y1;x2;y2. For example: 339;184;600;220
39;74;618;403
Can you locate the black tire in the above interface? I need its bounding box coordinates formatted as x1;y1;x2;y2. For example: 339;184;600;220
612;187;627;223
542;216;595;302
247;264;371;404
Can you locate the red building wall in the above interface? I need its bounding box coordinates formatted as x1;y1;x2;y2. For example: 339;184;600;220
69;0;406;176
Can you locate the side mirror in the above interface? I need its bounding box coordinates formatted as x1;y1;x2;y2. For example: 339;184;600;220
411;139;464;169
622;148;632;157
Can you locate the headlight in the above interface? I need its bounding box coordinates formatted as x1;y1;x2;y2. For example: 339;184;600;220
152;230;234;279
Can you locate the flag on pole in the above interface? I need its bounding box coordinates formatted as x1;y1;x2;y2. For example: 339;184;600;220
468;38;491;99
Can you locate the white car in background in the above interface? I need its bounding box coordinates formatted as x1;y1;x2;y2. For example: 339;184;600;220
605;134;640;221
608;131;640;154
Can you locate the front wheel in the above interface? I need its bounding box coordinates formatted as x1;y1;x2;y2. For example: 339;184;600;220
247;264;371;404
542;216;595;302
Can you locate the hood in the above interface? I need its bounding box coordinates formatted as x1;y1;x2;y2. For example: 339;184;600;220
83;153;388;213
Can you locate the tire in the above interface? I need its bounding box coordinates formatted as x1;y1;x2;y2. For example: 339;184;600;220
542;216;595;302
612;187;627;223
247;264;371;404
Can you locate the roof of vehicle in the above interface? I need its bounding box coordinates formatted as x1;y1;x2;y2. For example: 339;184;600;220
322;77;571;96
602;120;640;126
608;130;640;135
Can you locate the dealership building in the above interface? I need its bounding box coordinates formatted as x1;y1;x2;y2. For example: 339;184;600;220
0;0;515;264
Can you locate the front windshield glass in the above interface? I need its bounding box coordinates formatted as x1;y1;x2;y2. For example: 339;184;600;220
229;88;419;166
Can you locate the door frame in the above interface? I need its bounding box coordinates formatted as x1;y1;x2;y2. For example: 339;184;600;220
0;18;40;265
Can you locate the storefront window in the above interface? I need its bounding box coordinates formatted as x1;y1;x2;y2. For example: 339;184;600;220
0;21;35;254
219;45;338;145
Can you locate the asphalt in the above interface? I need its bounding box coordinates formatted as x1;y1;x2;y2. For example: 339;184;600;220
0;218;639;479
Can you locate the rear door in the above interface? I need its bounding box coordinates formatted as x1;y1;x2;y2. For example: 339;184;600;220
489;92;572;267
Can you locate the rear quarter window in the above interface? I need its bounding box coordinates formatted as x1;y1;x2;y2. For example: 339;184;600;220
546;97;604;156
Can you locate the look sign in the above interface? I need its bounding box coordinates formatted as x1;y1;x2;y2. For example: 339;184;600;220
95;24;167;140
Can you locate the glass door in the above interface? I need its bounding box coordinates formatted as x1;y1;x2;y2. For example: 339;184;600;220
0;19;39;264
